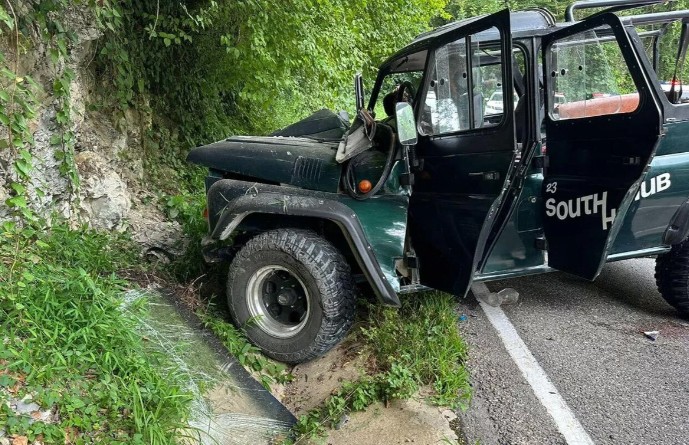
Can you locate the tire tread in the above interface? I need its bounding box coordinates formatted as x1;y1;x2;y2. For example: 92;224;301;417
227;228;356;363
655;242;689;315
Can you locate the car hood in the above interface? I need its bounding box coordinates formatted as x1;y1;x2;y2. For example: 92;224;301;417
186;136;342;192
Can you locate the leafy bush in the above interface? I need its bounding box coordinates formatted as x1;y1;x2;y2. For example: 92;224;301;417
163;192;208;282
0;222;192;444
95;0;448;148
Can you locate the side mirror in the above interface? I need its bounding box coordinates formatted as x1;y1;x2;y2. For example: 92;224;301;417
395;102;417;146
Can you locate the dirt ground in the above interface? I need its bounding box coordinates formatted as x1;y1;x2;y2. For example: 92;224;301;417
276;341;463;445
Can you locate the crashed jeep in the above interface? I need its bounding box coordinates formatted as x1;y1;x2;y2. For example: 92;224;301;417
188;0;689;363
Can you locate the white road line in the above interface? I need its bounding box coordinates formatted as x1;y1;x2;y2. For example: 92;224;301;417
471;282;596;445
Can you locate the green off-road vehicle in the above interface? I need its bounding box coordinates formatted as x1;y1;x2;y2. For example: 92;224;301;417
188;0;689;363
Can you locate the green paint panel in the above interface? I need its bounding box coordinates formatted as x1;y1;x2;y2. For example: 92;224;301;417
338;159;408;291
654;121;689;156
611;121;689;254
480;169;546;277
340;194;409;292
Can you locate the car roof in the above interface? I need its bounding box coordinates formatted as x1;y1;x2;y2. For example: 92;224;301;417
382;6;689;73
380;9;558;72
412;9;557;45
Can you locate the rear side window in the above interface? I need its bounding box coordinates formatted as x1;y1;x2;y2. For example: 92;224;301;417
548;25;639;120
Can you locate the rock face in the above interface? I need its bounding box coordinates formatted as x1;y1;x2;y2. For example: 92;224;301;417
0;5;182;249
75;151;131;230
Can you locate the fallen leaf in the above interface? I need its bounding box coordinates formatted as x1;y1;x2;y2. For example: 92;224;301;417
12;436;28;445
64;426;78;445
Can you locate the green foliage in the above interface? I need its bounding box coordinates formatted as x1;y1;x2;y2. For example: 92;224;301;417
0;222;193;443
0;0;94;223
201;311;293;391
0;1;40;221
163;191;209;281
362;292;470;408
286;292;470;443
643;1;689;83
91;0;448;151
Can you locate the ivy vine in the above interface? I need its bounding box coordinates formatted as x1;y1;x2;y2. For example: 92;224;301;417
0;2;39;222
0;0;106;224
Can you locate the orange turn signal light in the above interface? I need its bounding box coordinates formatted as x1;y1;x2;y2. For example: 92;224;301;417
202;207;209;219
358;180;372;193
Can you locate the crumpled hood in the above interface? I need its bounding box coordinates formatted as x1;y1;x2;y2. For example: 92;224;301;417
186;136;342;192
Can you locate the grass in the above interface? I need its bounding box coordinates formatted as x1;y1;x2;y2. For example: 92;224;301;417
0;222;193;444
201;310;293;390
286;292;471;443
362;292;471;408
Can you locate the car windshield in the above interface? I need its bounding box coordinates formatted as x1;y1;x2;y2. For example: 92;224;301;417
373;71;424;119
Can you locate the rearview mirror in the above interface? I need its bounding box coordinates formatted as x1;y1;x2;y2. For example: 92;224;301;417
395;102;417;146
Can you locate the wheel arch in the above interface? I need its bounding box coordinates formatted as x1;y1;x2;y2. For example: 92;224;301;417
663;198;689;246
206;181;401;307
235;213;359;272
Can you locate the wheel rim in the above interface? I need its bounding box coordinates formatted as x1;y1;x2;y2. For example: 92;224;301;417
246;265;310;338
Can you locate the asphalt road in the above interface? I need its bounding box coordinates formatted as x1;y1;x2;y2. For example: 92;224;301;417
456;258;689;445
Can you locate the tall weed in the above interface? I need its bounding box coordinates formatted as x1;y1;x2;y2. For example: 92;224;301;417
0;222;192;444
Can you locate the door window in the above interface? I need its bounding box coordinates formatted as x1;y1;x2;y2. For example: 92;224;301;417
548;25;639;120
420;27;507;135
635;21;689;104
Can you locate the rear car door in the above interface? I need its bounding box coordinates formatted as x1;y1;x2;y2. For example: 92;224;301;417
541;13;662;279
410;9;518;296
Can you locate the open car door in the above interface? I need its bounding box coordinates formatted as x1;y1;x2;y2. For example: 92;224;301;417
541;13;662;279
410;9;519;296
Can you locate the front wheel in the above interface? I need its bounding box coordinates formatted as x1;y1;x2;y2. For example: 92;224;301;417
227;229;356;363
655;242;689;315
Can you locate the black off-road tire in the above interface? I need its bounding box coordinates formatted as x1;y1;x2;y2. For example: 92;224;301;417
227;228;356;364
655;242;689;315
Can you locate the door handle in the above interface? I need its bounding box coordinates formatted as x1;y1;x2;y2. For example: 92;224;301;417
469;171;500;181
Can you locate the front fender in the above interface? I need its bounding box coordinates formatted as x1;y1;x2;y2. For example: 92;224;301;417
206;179;401;307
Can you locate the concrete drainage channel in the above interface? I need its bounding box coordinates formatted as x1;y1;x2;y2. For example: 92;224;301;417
121;289;295;444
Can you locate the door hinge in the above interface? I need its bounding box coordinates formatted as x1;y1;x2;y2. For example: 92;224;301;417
534;155;549;169
404;254;419;269
535;235;548;251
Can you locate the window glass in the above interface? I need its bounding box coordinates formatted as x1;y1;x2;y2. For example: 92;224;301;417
419;26;504;136
373;71;424;119
481;48;525;121
548;25;639;120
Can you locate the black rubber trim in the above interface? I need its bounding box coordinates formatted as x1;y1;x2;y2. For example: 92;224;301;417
207;180;401;307
663;198;689;245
